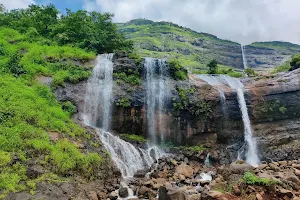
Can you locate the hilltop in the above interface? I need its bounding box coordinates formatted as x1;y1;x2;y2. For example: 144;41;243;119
118;19;300;71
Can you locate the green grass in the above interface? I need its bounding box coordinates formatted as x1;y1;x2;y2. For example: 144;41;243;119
120;134;147;143
179;145;207;152
249;41;300;51
0;28;104;198
271;62;291;74
0;27;95;88
243;172;278;186
192;64;243;78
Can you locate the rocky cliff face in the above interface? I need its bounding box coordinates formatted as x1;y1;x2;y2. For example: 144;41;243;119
244;43;300;71
55;54;300;164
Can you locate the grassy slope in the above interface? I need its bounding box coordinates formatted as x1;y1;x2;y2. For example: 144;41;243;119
0;28;106;198
249;41;300;51
118;19;239;71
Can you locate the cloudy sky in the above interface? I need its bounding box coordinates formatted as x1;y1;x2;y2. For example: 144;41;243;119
1;0;300;45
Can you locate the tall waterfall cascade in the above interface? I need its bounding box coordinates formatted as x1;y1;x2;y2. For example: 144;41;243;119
84;54;164;178
145;58;169;144
196;75;260;166
241;45;248;69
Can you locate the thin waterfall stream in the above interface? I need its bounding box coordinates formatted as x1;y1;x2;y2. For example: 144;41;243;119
145;58;169;144
196;74;260;166
241;45;248;69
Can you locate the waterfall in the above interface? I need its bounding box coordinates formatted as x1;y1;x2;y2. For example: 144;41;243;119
84;54;164;178
196;75;260;166
204;153;211;167
99;129;155;177
83;54;114;129
241;45;248;69
145;58;169;144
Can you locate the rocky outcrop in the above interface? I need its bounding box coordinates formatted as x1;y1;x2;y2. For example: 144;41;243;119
55;53;300;164
244;44;300;71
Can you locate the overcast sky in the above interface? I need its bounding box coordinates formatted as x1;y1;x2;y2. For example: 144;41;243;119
1;0;300;45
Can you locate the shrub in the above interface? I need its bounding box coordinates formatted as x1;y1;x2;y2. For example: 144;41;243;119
207;59;218;74
116;97;131;107
244;68;257;77
120;134;147;143
290;53;300;71
169;60;188;81
62;101;77;115
243;172;278;186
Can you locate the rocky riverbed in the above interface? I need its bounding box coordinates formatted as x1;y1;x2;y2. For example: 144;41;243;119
101;152;300;200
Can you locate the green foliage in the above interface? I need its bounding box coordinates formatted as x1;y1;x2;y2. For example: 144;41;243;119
207;59;218;74
172;87;213;118
50;139;102;176
0;28;94;86
128;51;143;64
290;53;300;71
114;72;141;85
243;172;278;186
169;60;188;80
26;173;64;195
0;151;11;167
0;4;132;53
116;97;131;107
62;101;77;115
259;100;287;116
244;68;257;77
271;62;291;74
250;41;300;51
179;145;207;152
120;134;147;143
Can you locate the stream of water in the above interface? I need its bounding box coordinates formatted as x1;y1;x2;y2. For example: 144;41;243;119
196;75;260;166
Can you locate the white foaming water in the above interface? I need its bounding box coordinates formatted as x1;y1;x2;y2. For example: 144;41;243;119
196;74;260;166
84;54;165;178
84;54;114;129
241;45;248;69
145;58;169;144
200;173;213;181
204;153;211;167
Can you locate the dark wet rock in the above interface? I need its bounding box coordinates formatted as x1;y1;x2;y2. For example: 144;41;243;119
118;187;129;198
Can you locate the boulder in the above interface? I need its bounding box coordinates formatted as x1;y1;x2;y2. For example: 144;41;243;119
175;163;194;178
118;187;129;198
86;191;98;200
109;191;118;200
158;186;171;200
229;163;253;174
167;187;186;200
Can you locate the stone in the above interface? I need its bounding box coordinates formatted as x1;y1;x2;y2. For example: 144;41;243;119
256;193;263;200
109;191;118;200
167;187;186;200
229;163;253;174
258;164;268;170
179;174;186;181
233;185;241;196
185;194;201;200
138;186;149;196
87;191;98;200
206;190;223;199
175;163;194;178
278;189;294;198
294;168;300;177
118;187;129;198
269;163;280;171
158;187;171;200
287;175;300;185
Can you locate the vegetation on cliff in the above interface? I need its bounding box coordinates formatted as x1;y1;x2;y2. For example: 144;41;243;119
0;4;131;198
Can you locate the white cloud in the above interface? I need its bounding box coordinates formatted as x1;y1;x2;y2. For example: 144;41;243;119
0;0;35;10
84;0;300;45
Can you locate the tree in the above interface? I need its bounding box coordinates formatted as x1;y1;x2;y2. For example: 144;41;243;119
207;59;218;74
0;4;5;13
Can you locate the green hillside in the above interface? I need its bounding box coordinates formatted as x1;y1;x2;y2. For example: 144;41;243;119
118;19;243;71
0;4;130;198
